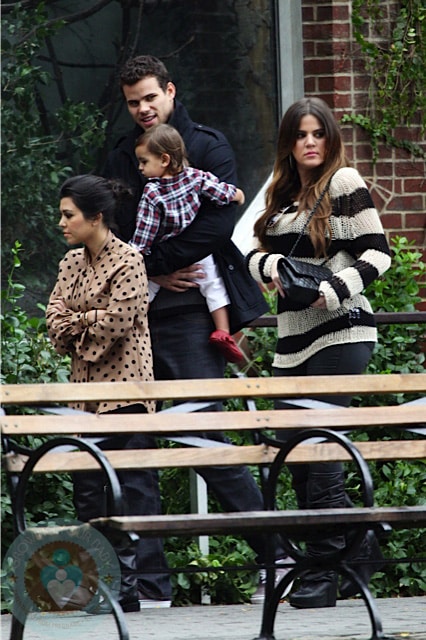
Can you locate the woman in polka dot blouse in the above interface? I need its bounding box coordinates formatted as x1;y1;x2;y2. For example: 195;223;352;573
46;173;155;415
46;174;169;612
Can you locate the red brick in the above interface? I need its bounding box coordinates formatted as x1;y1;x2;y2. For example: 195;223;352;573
370;190;387;212
318;76;336;92
403;179;426;193
373;178;393;193
406;213;426;228
331;5;350;20
399;230;426;245
317;6;333;21
331;23;350;39
380;213;403;228
354;75;371;91
304;77;316;93
335;57;352;74
354;143;375;160
316;42;335;56
340;127;353;142
355;161;375;176
352;93;369;110
388;196;424;211
375;163;394;177
352;57;368;73
394;125;424;141
333;93;352;109
396;162;426;177
306;59;336;74
304;24;334;40
354;127;373;144
333;75;351;91
302;6;314;21
345;148;354;163
303;41;315;57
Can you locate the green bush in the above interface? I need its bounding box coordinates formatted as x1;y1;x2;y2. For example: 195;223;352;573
1;242;74;577
1;242;71;385
365;236;425;377
1;4;107;308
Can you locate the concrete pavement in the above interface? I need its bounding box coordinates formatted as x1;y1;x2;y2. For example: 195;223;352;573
2;597;425;640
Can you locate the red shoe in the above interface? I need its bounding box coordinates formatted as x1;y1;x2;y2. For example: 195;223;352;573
209;329;244;363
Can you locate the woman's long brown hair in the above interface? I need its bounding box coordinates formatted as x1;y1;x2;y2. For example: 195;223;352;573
254;97;348;256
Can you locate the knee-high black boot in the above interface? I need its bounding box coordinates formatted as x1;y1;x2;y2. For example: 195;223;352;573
289;465;346;609
340;527;385;598
72;471;139;612
337;492;385;598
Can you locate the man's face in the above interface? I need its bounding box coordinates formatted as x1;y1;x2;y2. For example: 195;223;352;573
122;76;176;130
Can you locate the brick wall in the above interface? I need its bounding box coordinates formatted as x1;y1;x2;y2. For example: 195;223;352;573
302;0;426;309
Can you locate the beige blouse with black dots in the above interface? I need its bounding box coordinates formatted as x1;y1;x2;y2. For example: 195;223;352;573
46;231;155;415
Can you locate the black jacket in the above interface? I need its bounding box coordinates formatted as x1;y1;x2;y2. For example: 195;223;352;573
104;100;268;327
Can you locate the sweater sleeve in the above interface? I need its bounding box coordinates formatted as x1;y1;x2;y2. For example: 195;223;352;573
46;252;148;363
319;168;391;310
46;258;86;356
246;248;283;284
130;186;161;254
198;170;237;205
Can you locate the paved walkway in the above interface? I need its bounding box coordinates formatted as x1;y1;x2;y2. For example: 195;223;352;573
2;597;425;640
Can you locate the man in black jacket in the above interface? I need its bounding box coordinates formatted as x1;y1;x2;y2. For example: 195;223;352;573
103;55;290;609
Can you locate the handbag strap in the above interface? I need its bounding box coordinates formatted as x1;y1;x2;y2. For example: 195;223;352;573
288;176;333;258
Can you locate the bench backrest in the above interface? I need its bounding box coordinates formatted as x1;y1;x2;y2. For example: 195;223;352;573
2;374;425;475
2;373;426;405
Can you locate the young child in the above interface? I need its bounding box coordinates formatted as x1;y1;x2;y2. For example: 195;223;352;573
129;123;245;363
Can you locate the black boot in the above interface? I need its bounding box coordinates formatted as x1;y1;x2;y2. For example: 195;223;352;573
340;529;384;598
72;471;139;612
289;465;346;609
289;570;338;608
107;529;140;612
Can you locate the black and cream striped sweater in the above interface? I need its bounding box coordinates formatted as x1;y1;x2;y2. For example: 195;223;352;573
246;167;391;368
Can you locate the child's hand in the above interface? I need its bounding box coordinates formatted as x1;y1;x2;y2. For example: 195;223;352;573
235;188;245;205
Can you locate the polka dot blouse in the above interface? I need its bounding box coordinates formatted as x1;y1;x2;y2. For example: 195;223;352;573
46;231;155;414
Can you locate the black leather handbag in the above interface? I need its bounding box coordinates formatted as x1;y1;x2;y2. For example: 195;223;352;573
277;256;332;308
277;179;333;309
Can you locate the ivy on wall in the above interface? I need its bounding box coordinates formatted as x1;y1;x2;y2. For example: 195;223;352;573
342;0;426;160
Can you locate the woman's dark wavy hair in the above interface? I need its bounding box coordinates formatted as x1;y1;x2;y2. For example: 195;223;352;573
135;124;188;175
59;174;132;231
254;97;349;256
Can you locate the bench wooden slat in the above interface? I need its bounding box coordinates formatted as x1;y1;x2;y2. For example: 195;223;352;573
2;404;425;436
5;440;425;474
91;506;426;537
1;373;426;405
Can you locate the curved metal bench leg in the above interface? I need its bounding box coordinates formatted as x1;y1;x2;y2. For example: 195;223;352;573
97;581;129;640
340;565;388;640
253;566;302;640
10;613;25;640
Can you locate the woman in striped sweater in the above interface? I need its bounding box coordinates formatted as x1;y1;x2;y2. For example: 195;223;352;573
247;97;391;609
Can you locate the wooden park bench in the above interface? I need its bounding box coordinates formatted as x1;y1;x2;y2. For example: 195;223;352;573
1;373;426;640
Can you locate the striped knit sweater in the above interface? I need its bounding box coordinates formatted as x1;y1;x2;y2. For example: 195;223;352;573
246;167;391;368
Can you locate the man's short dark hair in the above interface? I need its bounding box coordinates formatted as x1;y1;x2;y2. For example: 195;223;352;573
119;55;171;91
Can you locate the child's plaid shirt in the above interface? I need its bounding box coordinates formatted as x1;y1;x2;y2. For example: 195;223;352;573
130;166;237;254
